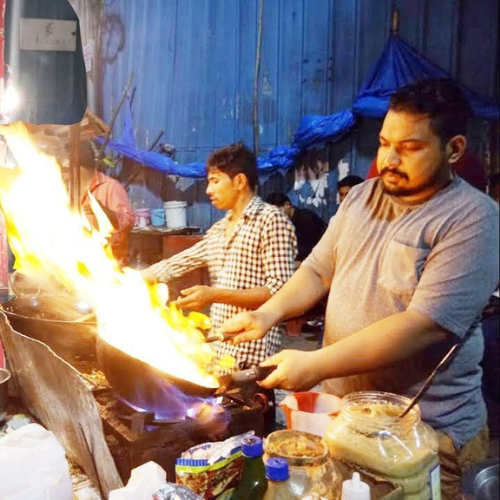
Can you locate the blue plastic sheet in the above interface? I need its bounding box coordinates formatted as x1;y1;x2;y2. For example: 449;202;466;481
105;34;498;179
353;34;499;119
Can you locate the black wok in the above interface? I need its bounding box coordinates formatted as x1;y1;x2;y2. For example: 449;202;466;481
1;296;97;362
96;335;275;416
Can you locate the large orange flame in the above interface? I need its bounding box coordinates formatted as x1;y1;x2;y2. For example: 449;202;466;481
0;122;226;389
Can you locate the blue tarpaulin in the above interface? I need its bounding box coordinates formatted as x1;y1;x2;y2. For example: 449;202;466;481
353;35;499;120
105;34;499;179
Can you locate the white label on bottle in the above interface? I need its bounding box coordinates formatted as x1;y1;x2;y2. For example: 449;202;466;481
429;463;441;500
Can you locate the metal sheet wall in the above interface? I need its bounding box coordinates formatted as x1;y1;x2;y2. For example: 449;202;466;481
95;0;498;228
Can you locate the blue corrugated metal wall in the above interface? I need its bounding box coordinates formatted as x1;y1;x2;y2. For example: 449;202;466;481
99;0;499;229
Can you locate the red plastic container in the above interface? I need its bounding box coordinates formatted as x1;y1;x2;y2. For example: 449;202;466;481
279;392;342;437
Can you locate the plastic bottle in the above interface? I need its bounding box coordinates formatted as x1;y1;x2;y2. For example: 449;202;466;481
263;457;296;500
231;436;267;500
341;472;371;500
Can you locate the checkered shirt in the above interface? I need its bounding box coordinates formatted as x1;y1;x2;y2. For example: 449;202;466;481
149;196;297;371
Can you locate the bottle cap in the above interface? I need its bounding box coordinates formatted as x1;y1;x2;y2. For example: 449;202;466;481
341;472;371;500
241;435;263;458
265;457;289;482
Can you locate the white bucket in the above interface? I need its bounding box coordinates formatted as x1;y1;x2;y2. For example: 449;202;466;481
164;201;187;228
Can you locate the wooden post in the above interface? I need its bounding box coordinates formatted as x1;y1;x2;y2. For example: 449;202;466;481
253;0;264;158
391;10;399;34
69;122;81;210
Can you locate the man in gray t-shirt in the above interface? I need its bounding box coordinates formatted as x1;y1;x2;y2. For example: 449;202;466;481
220;79;499;499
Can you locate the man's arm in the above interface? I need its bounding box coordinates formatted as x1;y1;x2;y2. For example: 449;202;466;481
141;237;209;283
103;179;135;232
219;264;329;341
258;309;449;390
177;210;298;311
176;285;272;311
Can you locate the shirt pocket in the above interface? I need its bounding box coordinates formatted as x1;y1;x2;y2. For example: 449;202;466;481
377;240;430;295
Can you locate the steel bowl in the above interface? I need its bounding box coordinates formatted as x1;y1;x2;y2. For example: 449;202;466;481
462;459;499;500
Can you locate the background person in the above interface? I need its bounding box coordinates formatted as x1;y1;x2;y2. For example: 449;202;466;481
265;193;326;262
220;79;499;499
337;174;364;204
80;140;135;266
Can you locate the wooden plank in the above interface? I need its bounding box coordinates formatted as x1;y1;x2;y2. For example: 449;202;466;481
69;122;81;211
0;313;123;498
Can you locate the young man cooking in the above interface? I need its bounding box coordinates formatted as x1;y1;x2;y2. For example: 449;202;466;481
220;79;499;499
141;142;297;373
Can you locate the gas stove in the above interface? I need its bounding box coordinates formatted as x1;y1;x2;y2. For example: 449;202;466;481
0;311;264;494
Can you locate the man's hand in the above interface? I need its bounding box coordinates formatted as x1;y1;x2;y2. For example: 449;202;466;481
258;350;321;391
139;261;172;283
176;285;216;311
219;310;277;344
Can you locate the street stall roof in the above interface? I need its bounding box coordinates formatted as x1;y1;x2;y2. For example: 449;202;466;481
104;34;499;180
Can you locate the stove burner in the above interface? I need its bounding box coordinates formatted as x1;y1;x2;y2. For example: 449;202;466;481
113;390;257;430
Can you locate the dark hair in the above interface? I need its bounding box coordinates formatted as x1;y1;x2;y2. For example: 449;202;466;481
266;192;290;207
389;78;472;145
80;139;98;169
207;142;258;191
338;174;364;189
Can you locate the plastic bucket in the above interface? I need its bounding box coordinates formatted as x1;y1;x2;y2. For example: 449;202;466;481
134;208;150;229
279;392;342;437
164;201;187;228
150;208;166;227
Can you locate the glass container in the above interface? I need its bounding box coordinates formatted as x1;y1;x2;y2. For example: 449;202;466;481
264;429;341;500
325;391;440;500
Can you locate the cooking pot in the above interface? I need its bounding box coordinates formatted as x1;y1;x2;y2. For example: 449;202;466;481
96;335;275;417
1;296;97;362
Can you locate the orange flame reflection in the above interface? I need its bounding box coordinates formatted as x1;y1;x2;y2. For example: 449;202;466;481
0;122;229;390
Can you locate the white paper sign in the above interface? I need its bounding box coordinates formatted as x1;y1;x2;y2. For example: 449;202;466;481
20;19;77;52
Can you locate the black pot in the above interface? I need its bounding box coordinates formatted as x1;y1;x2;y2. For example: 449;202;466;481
96;335;218;418
1;297;97;362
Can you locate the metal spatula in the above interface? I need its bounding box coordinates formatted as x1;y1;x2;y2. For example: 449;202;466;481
398;342;461;419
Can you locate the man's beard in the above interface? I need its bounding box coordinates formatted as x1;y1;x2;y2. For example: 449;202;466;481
379;160;449;198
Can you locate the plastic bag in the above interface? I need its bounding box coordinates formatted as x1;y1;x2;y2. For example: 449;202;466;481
153;483;203;500
0;423;73;500
175;432;252;499
109;461;166;500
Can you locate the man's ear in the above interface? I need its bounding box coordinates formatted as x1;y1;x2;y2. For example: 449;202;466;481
234;172;248;190
446;135;467;165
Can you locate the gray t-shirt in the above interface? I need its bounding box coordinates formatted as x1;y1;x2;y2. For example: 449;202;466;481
304;177;499;446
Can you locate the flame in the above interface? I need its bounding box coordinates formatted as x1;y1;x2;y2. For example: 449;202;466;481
0;122;224;390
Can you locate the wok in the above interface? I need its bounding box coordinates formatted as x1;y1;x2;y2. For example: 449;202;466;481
1;296;97;362
96;335;275;416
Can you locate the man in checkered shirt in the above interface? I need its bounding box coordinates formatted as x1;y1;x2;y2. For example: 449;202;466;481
142;142;297;372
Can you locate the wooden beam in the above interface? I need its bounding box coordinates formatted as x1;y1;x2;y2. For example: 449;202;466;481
391;10;399;34
69;122;82;210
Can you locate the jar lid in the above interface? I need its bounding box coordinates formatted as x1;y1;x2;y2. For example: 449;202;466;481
241;435;263;458
266;457;289;482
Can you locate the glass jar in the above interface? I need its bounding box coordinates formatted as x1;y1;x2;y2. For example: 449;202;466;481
264;429;342;500
325;392;440;500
